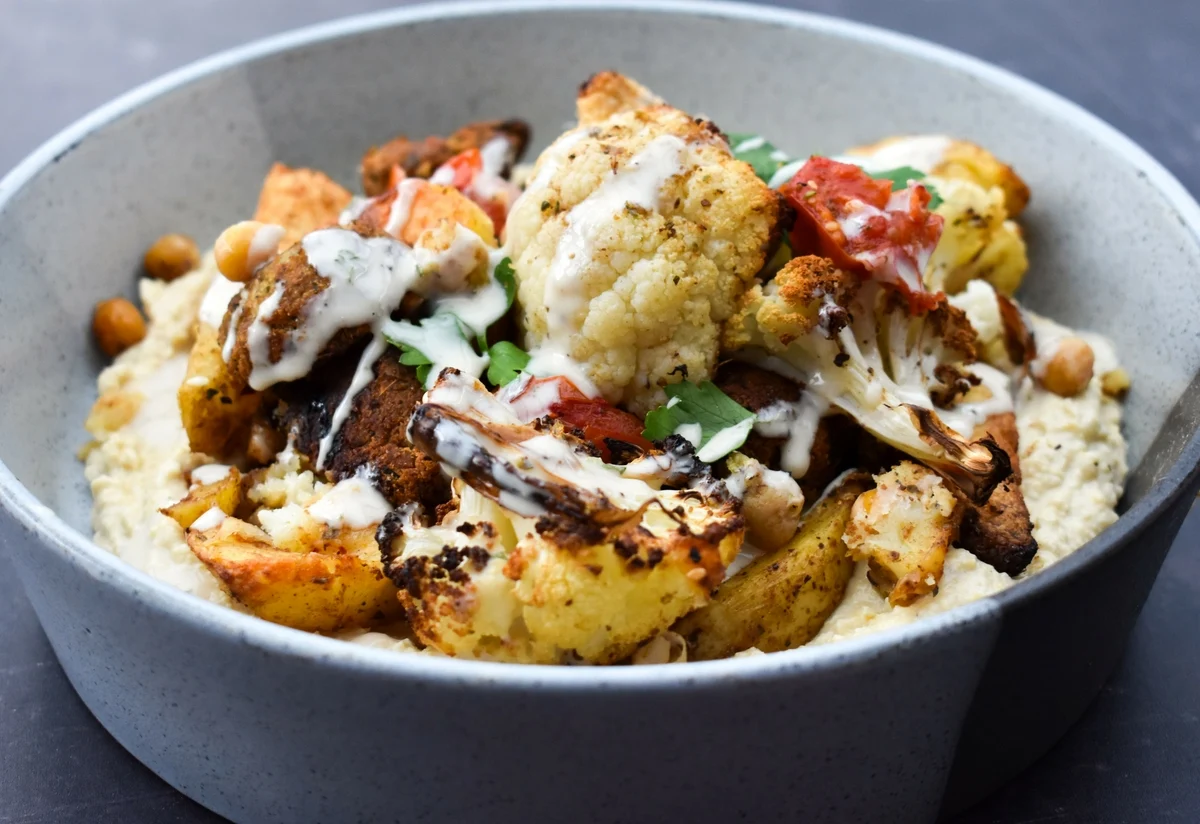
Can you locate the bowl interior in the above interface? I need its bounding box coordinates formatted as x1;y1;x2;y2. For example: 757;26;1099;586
2;2;1198;540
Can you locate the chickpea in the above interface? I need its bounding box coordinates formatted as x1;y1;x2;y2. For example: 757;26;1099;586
214;220;284;282
92;297;147;357
1041;337;1094;397
143;233;200;280
1101;367;1131;399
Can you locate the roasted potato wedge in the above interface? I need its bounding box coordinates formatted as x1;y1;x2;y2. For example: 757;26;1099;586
675;474;871;659
188;518;401;632
254;163;353;249
178;323;260;457
843;461;960;606
160;467;244;530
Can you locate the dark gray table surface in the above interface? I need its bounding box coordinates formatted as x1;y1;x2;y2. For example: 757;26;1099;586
1;1;1198;822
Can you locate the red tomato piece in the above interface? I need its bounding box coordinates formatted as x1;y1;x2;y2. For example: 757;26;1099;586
781;157;944;312
509;376;650;460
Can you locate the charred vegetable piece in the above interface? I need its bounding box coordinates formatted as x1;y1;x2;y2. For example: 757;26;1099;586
957;412;1038;575
724;256;1011;503
188;517;401;633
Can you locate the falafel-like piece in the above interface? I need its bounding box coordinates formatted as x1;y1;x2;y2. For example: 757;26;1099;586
958;412;1038;575
275;350;451;513
360;119;531;196
714;362;853;500
220;236;371;394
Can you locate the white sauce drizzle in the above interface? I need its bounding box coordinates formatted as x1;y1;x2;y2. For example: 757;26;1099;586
198;275;244;329
338;196;371;225
308;467;393;529
523;343;602;397
317;333;388;469
380;314;490;389
384;179;425;238
190;507;227;532
245;230;417;390
767;158;806;189
753;392;830;478
190;464;233;486
220;298;246;362
841;135;952;174
247;223;285;269
695;417;755;463
939;362;1015;436
499;373;562;422
733;135;766;153
543;134;687;342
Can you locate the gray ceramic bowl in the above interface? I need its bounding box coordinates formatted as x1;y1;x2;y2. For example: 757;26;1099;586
3;2;1199;821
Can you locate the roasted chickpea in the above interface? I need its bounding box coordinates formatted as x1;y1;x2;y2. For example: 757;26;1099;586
92;297;147;357
1041;337;1094;397
214;220;284;282
143;233;200;280
1101;367;1131;399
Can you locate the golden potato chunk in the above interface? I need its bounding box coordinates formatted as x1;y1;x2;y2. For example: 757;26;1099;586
675;474;871;659
160;467;244;530
178;323;261;456
844;461;961;606
188;517;401;633
253;163;353;249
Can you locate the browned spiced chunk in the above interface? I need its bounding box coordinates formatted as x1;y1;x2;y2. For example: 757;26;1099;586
713;362;853;500
957;412;1038;575
275;350;451;514
360;119;532;196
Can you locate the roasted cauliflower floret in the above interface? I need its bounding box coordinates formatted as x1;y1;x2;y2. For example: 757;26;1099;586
725;256;1012;503
505;75;781;413
386;371;744;664
576;71;664;125
843;461;961;605
924;175;1028;296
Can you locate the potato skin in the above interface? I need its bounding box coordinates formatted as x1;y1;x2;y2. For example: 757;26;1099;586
178;323;261;457
675;473;871;659
188;518;401;632
160;467;244;530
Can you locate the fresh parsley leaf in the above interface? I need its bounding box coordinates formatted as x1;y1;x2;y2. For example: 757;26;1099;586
641;380;755;461
869;165;944;209
494;257;517;311
728;132;791;184
641;405;678;442
486;341;530;387
393;342;433;384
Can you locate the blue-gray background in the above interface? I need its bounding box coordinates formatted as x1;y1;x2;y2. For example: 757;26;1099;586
1;1;1197;821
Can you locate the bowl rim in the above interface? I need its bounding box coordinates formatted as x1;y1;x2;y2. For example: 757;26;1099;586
3;0;1200;688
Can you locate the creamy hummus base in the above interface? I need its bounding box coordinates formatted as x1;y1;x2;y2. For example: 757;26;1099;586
84;265;1128;652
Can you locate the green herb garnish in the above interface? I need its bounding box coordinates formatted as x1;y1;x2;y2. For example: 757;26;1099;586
642;380;755;460
868;165;944;209
486;341;531;387
728;132;791;184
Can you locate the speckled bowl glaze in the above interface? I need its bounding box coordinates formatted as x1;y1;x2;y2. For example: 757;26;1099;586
2;2;1199;822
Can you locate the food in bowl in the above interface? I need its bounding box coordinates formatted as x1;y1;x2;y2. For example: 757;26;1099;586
82;72;1128;665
